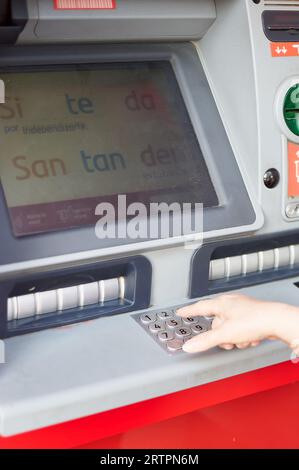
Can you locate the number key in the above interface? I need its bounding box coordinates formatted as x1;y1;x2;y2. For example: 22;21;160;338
166;318;182;329
175;327;192;339
158;330;174;343
191;323;208;335
140;313;156;325
182;316;197;325
157;311;173;321
149;321;165;335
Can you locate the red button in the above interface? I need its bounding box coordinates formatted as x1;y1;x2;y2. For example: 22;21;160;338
288;141;299;197
54;0;116;9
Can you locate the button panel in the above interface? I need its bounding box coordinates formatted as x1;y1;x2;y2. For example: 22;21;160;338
133;308;212;354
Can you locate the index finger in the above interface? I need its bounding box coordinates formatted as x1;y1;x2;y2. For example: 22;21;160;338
177;298;221;318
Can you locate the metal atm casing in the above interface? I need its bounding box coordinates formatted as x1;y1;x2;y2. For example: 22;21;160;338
0;0;298;438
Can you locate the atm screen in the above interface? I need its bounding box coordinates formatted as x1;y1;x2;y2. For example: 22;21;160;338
0;61;218;237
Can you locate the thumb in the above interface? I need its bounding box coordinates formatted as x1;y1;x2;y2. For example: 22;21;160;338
183;329;222;353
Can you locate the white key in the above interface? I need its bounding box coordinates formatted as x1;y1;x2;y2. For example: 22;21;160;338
7;298;13;321
17;294;36;319
209;259;225;280
225;256;242;278
277;246;291;268
102;278;119;301
260;250;275;271
57;286;78;311
78;282;99;307
7;297;17;321
242;253;259;274
35;290;58;315
118;276;125;300
293;245;299;265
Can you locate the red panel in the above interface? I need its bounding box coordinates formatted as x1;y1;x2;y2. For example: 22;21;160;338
81;381;299;449
0;360;298;449
54;0;116;9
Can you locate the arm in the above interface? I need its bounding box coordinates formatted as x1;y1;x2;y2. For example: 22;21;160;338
177;294;299;354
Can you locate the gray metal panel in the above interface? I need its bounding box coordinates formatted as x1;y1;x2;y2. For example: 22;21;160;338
0;276;297;436
18;0;216;44
198;0;299;236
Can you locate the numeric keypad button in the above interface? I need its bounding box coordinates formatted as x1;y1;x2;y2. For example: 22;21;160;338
149;321;165;335
140;313;157;325
158;330;174;343
191;323;208;335
175;327;192;339
166;318;182;329
182;317;197;325
157;311;173;321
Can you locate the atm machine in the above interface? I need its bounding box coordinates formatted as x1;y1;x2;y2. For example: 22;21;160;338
0;0;299;448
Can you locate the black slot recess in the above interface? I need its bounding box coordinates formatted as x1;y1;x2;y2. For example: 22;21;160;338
0;255;152;339
190;231;299;299
0;0;28;45
262;10;299;43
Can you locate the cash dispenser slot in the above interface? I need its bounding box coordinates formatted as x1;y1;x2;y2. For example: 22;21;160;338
262;10;299;42
190;233;299;298
0;255;152;338
0;0;27;44
7;277;125;321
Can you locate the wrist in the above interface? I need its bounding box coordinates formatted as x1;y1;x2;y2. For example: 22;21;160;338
270;303;299;346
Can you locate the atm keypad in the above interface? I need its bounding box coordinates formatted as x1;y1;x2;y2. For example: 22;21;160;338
134;308;212;354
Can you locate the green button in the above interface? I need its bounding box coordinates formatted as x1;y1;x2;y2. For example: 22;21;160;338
283;84;299;136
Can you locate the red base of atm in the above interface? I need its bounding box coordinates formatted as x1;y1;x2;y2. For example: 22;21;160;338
81;380;299;449
0;360;299;449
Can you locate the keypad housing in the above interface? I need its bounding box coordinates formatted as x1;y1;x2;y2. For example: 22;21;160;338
133;308;213;354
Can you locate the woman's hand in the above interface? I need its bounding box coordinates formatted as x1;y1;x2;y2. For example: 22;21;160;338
177;294;299;354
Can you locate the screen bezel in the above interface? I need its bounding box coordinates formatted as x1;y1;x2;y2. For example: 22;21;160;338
0;42;260;266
